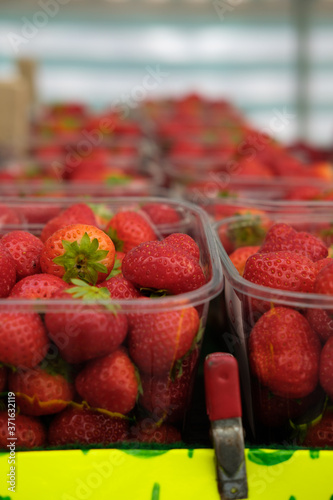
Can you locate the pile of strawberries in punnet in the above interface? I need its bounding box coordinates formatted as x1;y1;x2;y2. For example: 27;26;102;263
226;221;333;447
0;202;209;449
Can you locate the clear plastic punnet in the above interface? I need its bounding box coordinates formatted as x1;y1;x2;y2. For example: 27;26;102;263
215;211;333;448
0;196;223;451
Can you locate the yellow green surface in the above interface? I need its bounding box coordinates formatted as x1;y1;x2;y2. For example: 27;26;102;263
0;448;332;499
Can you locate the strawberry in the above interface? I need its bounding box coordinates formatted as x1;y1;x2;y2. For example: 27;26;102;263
0;204;20;226
45;285;128;364
0;312;49;369
141;203;181;226
0;366;7;392
299;408;333;448
128;307;199;375
314;260;333;297
217;212;270;255
8;365;74;416
249;307;321;398
130;421;181;443
243;251;317;293
259;223;328;262
9;273;68;299
40;224;115;285
1;231;44;279
19;202;61;225
122;241;206;295
305;309;333;343
0;244;16;298
48;407;129;446
164;233;200;261
228;245;260;276
319;336;333;401
139;349;199;422
40;203;97;243
98;276;141;299
75;349;138;414
105;210;157;253
0;412;46;449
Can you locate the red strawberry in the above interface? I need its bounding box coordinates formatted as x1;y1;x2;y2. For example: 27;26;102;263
164;233;200;261
228;245;260;276
139;349;199;422
141;203;181;226
249;307;321;399
8;366;74;416
19;203;61;225
299;408;333;448
98;276;141;299
243;251;317;293
75;349;138;414
130;421;181;443
306;308;333;343
314;260;333;297
48;407;129;446
1;231;44;279
122;241;206;295
0;366;7;392
40;203;97;243
9;273;68;299
0;244;16;298
0;204;20;226
105;210;157;253
0;412;46;449
0;312;49;369
315;257;333;273
259;223;328;262
45;286;128;364
252;380;319;428
128;307;199;375
319;336;333;401
40;224;115;285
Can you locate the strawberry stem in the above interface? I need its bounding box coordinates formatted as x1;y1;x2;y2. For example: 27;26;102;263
53;232;109;285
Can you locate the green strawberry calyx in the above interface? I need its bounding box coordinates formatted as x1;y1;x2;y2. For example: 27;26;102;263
88;203;114;223
106;174;131;185
66;279;120;313
53;232;109;285
106;257;122;280
106;227;124;252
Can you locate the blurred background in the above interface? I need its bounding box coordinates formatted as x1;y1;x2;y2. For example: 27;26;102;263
0;0;332;146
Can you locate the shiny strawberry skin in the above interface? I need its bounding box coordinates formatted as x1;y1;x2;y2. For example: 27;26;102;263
141;203;180;226
243;251;317;293
9;273;68;299
1;231;44;279
128;307;199;375
259;223;328;262
75;349;138;414
164;233;200;261
40;203;97;243
9;368;74;416
122;240;206;295
0;313;49;369
249;307;321;399
45;289;128;364
98;276;141;299
130;422;181;443
0;412;46;449
48;407;129;446
228;245;260;276
306;308;333;343
106;211;157;253
0;244;16;298
139;349;199;422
